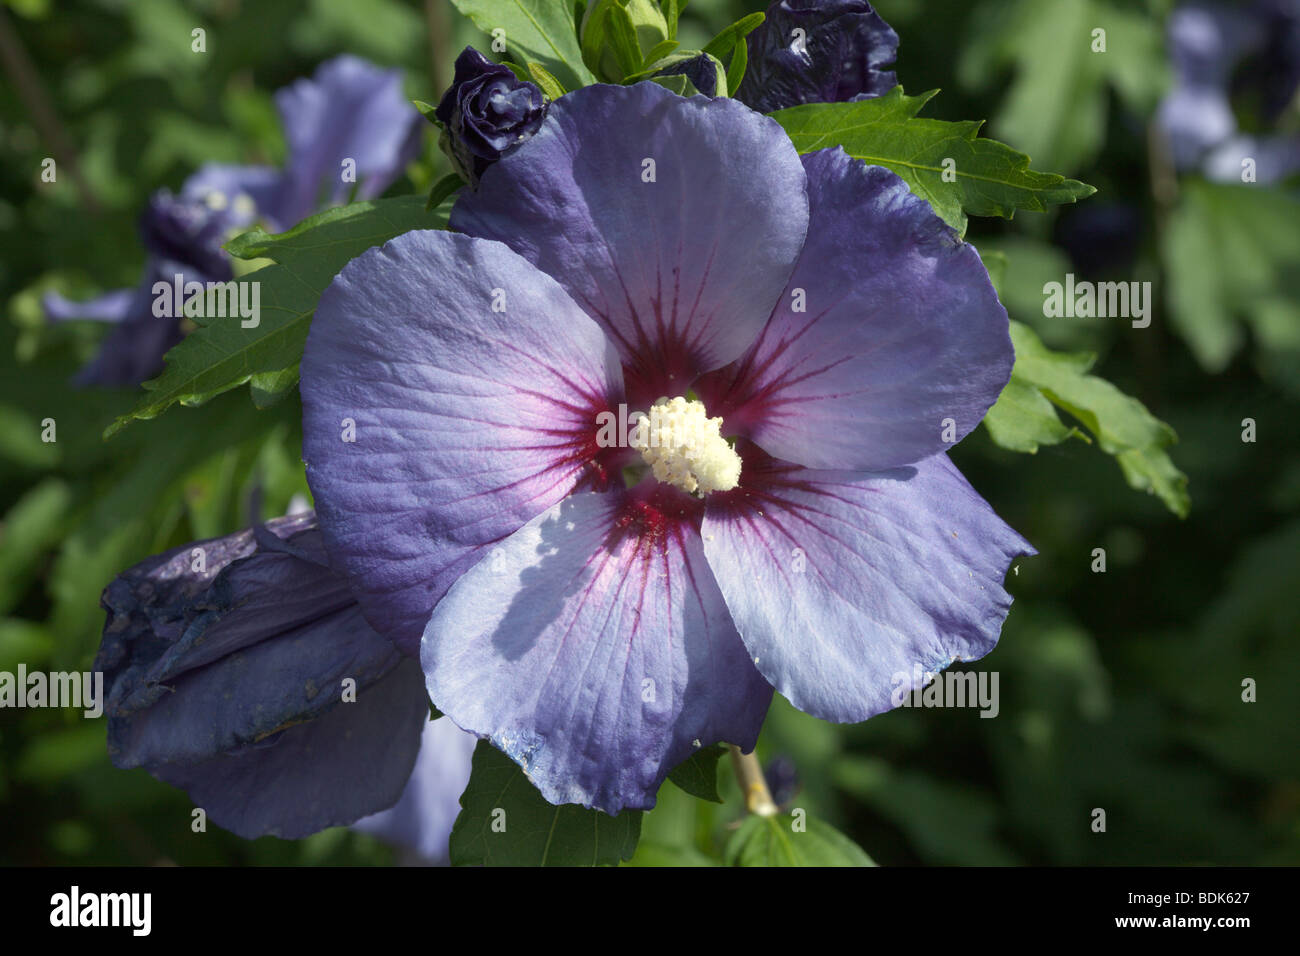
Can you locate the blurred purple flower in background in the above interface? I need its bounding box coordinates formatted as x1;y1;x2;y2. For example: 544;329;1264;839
43;55;422;387
735;0;898;113
1157;0;1300;183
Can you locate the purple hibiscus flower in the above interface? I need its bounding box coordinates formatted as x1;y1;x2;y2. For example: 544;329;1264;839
44;55;422;387
1157;0;1300;184
435;46;548;185
734;0;899;113
96;511;474;844
299;82;1030;814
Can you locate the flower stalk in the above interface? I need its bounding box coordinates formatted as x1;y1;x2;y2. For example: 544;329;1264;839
729;745;778;817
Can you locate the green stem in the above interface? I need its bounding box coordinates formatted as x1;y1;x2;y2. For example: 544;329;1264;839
728;744;777;817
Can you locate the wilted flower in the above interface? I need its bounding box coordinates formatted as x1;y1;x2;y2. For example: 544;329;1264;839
735;0;899;113
44;55;422;387
435;46;548;185
95;512;473;841
300;82;1029;814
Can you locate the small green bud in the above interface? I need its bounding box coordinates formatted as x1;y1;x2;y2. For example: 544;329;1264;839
647;50;727;98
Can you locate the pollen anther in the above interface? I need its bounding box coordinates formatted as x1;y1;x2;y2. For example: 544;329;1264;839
629;396;741;495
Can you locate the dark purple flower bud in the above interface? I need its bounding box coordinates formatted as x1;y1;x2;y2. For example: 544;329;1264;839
735;0;899;113
435;46;548;184
95;512;429;839
1055;203;1143;279
763;754;801;806
1235;0;1300;123
650;51;727;97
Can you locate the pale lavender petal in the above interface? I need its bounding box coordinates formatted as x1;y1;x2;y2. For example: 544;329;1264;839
702;448;1032;724
1203;132;1300;184
179;162;281;232
300;228;624;655
451;82;808;404
698;148;1011;471
63;266;184;388
422;488;772;814
42;288;135;324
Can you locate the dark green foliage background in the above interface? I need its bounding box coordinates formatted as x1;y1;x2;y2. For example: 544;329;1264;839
0;0;1294;865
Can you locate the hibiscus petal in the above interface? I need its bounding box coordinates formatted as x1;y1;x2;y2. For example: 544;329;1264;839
42;288;135;324
269;55;422;228
702;448;1032;723
352;716;478;863
697;148;1013;471
180;163;282;231
300;228;624;655
451;82;808;404
422;488;772;814
153;658;428;840
62;265;185;388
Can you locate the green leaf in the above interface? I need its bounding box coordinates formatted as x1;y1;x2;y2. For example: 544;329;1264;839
579;0;613;73
986;321;1190;517
106;196;448;438
724;812;875;866
1163;181;1300;394
526;60;567;99
0;478;70;616
642;38;680;65
425;172;465;212
667;745;725;802
0;402;60;468
661;0;680;40
412;98;439;124
770;87;1095;234
835;757;1019;865
959;0;1167;174
984;376;1083;452
603;1;644;77
701;11;764;60
451;0;596;91
449;741;642;866
724;33;749;97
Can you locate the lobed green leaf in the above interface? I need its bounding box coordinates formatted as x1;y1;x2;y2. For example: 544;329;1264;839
771;87;1095;234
